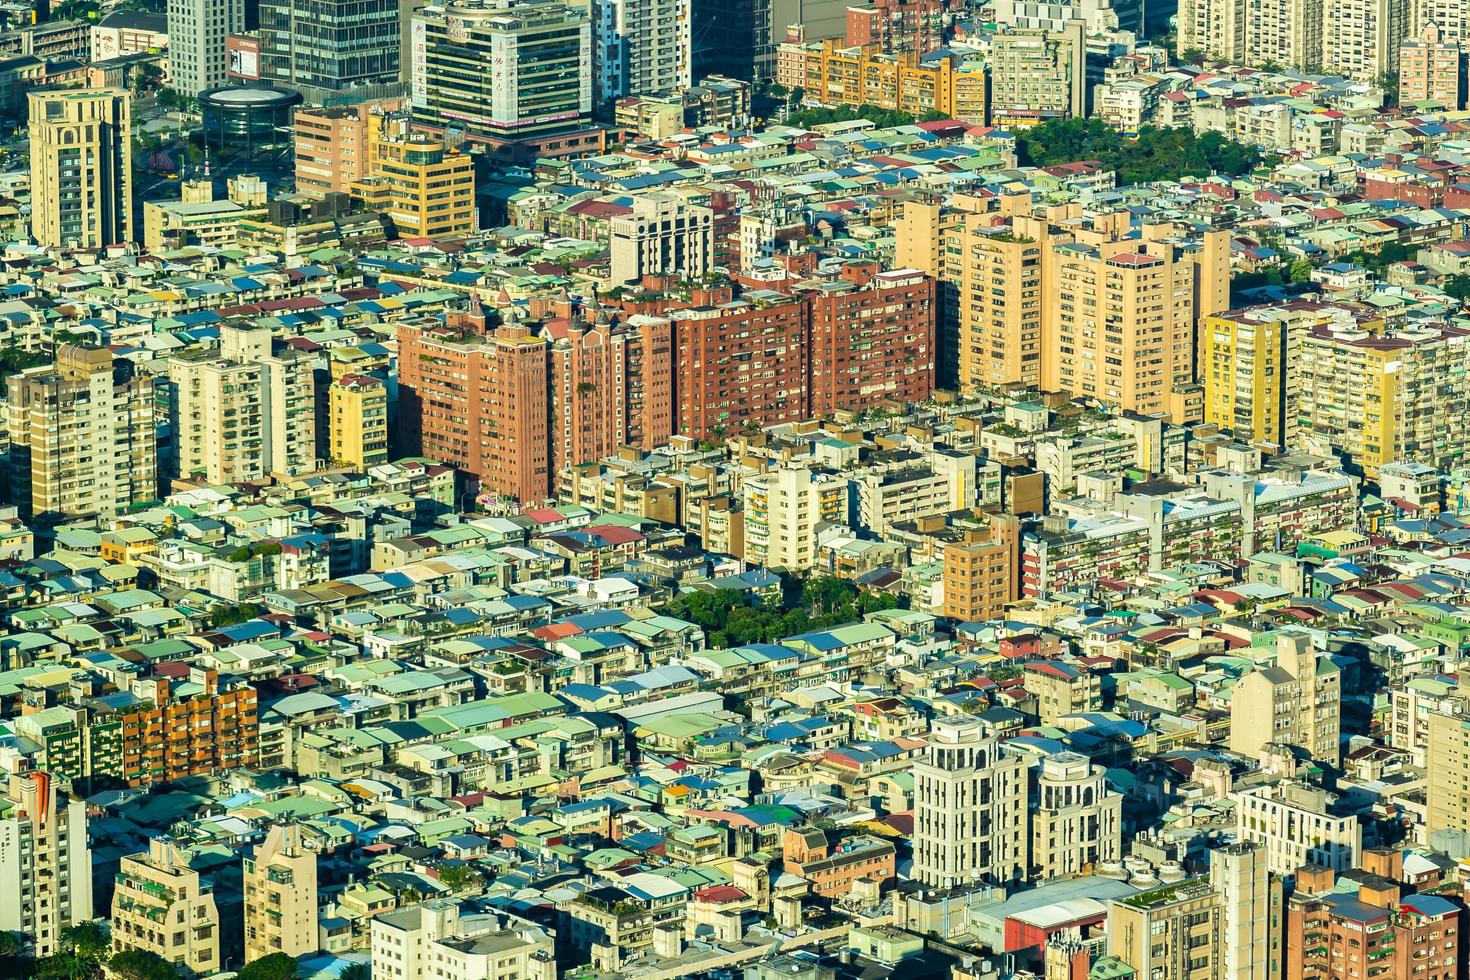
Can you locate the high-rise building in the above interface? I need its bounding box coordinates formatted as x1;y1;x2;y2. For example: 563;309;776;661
410;0;601;160
1042;225;1228;419
169;0;245;93
1413;0;1468;43
112;838;220;976
786;41;989;122
912;718;1028;889
328;375;390;469
741;465;849;570
258;0;402;103
846;0;947;53
351;112;476;239
608;194;714;285
1228;632;1341;765
1286;869;1458;980
806;265;935;416
592;0;692;106
1322;0;1410;82
1200;305;1307;449
1177;0;1324;69
1297;317;1470;479
27;88;133;250
292;102;386;198
1212;843;1280;980
6;345;157;522
987;22;1087;126
169;324;319;484
1426;695;1470;836
244;824;318;962
1029;752;1122;882
0;760;92;959
1399;22;1467;108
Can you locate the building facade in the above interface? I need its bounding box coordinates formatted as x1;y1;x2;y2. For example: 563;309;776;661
258;0;402;103
244;824;318;962
112;838;221;976
28;88;133;250
169;0;245;93
0;763;92;959
1030;752;1122;881
912;718;1028;889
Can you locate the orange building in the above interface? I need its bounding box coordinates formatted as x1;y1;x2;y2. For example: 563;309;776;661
782;827;896;899
942;514;1021;622
100;669;259;787
292;100;399;198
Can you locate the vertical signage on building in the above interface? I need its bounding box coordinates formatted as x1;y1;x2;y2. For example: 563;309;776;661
410;18;428;108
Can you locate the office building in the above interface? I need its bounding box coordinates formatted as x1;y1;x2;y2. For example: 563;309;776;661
912;718;1028;889
244;824;318;962
941;515;1022;623
592;0;692;106
1297;318;1470;479
1399;22;1467;108
1029;752;1121;881
410;0;600;160
170;0;245;93
258;0;402;103
988;22;1086;125
372;900;555;980
1233;781;1361;875
1228;632;1341;765
27;88;132;250
742;465;849;570
1323;0;1410;82
6;345;157;522
112;838;220;976
169;324;318;484
328;375;390;470
1200;305;1305;449
0;761;92;958
608;194;714;285
351;113;476;239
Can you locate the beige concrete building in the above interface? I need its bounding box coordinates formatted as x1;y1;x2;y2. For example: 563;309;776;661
1177;0;1323;69
1399;22;1466;108
913;718;1028;889
351;113;476;240
169;324;318;484
293;101;392;198
608;193;714;285
1030;752;1121;881
6;345;157;521
1425;688;1470;836
1228;632;1341;766
112;837;220;976
27;88;133;249
1109;846;1278;980
370;901;556;980
1233;781;1362;875
988;22;1087;126
328;374;390;469
1200;305;1309;449
941;515;1021;623
1323;0;1411;82
0;759;93;958
741;466;848;571
244;824;318;962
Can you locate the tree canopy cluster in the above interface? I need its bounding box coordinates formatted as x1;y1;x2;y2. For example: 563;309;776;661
783;104;949;130
1014;118;1268;184
665;574;905;649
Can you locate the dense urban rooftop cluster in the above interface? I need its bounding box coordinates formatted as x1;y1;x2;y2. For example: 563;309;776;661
3;0;1470;977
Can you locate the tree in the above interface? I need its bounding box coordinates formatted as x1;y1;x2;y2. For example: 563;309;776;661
0;932;33;980
1445;275;1470;303
57;924;108;967
1013;118;1268;184
235;953;301;980
437;864;482;891
1287;258;1315;283
105;950;176;980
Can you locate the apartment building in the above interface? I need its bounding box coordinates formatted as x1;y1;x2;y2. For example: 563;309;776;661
169;0;243;93
781;827;896;898
0;763;92;958
6;345;156;522
941;514;1021;623
805;267;935;416
1177;0;1323;68
1297;318;1470;479
591;0;692;105
112;838;220;976
1228;632;1341;766
988;22;1087;125
1234;781;1361;875
1200;305;1310;449
371;900;555;980
1108;844;1277;980
169;324;318;484
742;466;848;570
608;194;714;285
328;375;390;470
292;101;395;198
1323;0;1411;82
27;88;132;249
244;824;318;962
1029;752;1122;881
88;669;259;788
1388;675;1460;765
912;718;1028;889
1024;661;1101;725
1424;700;1470;836
790;40;988;122
1286;876;1458;980
1399;22;1467;109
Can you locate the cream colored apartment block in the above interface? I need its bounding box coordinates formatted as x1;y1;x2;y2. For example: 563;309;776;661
112;837;220;976
28;88;133;249
1228;632;1341;765
244;824;318;962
